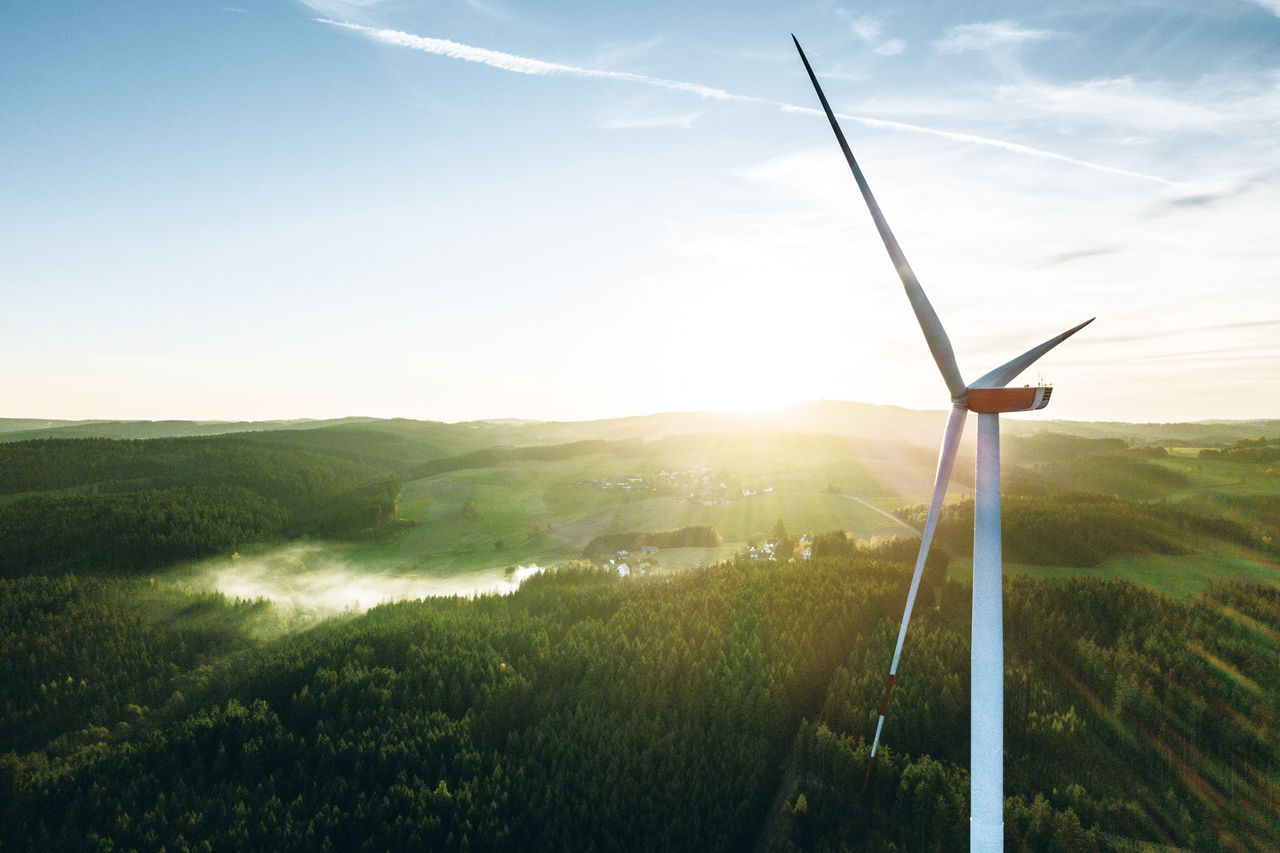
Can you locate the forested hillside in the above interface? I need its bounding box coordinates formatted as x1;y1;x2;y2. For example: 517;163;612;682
0;436;400;576
2;559;1277;851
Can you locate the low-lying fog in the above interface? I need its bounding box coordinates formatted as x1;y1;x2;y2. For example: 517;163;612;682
192;543;545;619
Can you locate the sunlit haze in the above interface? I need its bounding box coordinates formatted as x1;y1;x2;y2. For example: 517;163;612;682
3;2;1278;424
196;544;547;617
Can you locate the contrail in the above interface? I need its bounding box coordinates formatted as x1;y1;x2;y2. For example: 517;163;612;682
317;19;761;102
779;103;1179;186
318;19;1178;187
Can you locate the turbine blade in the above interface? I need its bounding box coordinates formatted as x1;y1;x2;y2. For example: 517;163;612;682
792;35;966;400
969;317;1095;389
865;404;967;789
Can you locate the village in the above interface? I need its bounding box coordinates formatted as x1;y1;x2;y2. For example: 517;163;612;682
575;467;778;507
596;532;815;577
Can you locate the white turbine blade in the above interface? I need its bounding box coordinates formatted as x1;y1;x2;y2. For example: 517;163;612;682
868;404;967;764
792;35;967;400
968;317;1095;389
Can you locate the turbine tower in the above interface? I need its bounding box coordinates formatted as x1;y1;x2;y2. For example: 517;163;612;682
792;36;1092;851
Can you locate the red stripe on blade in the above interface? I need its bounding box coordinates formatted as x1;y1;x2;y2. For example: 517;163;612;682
878;674;895;716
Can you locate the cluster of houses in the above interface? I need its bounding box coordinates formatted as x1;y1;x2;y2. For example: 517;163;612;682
744;534;814;562
575;467;732;506
573;468;778;509
574;476;652;492
595;533;817;573
662;468;777;507
575;468;723;493
599;544;661;577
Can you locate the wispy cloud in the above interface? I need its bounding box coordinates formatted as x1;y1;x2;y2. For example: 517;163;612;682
1158;167;1280;211
298;0;387;21
317;19;757;102
801;68;1280;134
465;0;517;25
934;20;1056;54
1248;0;1280;17
462;0;556;33
590;35;667;69
776;102;1177;185
844;12;906;57
994;77;1233;133
318;19;1177;185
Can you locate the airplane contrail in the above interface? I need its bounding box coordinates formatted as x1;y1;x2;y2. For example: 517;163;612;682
317;19;761;102
317;19;1178;187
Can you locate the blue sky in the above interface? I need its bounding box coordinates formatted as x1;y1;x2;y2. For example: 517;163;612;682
3;1;1278;423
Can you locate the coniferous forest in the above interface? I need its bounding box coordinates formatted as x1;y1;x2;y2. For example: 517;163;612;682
1;416;1278;851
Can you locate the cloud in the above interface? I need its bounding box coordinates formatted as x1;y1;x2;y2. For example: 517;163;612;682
993;77;1234;134
590;35;667;69
319;19;1177;185
934;20;1056;54
317;19;758;102
1159;168;1280;211
298;0;387;21
798;68;1280;139
464;0;517;25
875;39;907;57
1248;0;1280;16
845;13;906;56
775;102;1177;185
461;0;556;33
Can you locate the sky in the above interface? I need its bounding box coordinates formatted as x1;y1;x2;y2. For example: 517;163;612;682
2;1;1278;425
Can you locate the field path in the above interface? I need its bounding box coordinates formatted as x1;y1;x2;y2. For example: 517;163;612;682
837;495;921;536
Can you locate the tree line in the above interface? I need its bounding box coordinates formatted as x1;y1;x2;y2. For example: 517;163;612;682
583;526;723;557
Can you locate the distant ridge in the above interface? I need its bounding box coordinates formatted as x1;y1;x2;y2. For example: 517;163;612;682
1006;418;1280;446
0;417;381;443
2;403;1277;447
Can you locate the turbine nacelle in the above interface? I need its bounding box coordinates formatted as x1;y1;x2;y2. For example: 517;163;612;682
965;385;1052;413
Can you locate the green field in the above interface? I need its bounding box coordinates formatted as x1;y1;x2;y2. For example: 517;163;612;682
942;437;1280;596
343;437;919;574
950;548;1278;599
330;429;1280;599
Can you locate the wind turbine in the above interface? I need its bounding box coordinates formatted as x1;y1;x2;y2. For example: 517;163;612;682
792;36;1092;851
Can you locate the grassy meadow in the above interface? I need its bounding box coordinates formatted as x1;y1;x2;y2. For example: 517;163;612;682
344;432;923;576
